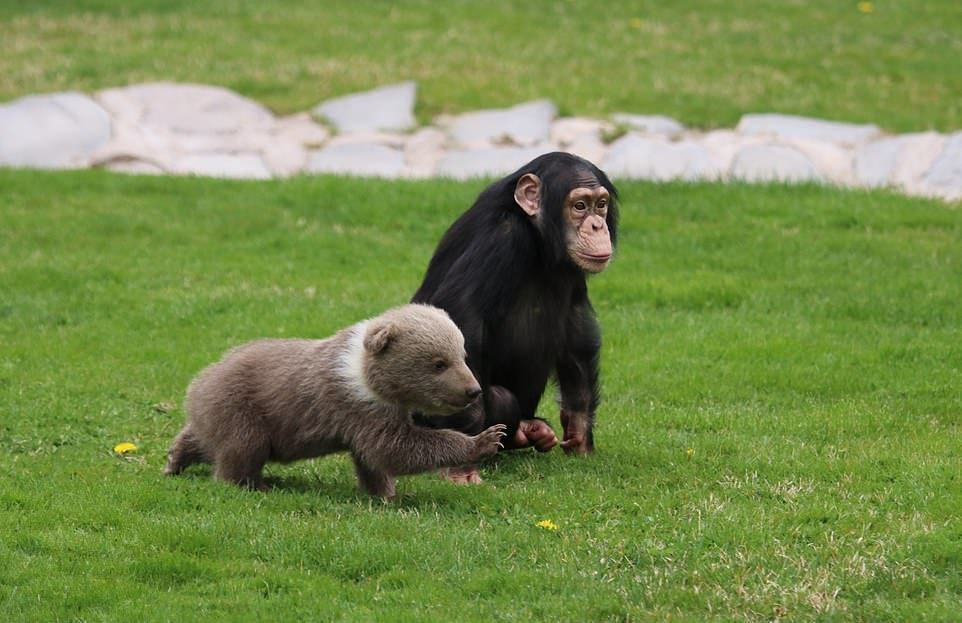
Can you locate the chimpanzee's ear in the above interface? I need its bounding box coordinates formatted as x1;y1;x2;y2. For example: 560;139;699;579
364;322;394;354
514;173;541;217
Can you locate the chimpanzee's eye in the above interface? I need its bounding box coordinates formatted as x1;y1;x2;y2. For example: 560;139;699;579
574;201;587;213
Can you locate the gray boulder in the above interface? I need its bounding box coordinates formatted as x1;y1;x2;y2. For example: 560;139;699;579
788;139;855;184
305;143;406;177
701;130;767;177
731;144;821;183
921;132;962;201
436;146;552;180
611;113;685;136
549;117;609;164
112;82;275;134
171;153;272;179
602;134;713;181
445;100;557;148
313;82;417;134
891;132;945;191
855;132;946;191
272;113;330;147
565;133;607;166
854;136;904;188
404;127;447;178
550;117;610;146
737;113;881;147
0;92;111;168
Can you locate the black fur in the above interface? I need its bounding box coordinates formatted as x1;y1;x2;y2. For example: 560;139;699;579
412;152;619;446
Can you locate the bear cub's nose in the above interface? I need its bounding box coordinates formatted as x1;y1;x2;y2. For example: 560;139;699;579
466;386;482;400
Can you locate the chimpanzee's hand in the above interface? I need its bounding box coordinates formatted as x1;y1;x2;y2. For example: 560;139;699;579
512;418;558;452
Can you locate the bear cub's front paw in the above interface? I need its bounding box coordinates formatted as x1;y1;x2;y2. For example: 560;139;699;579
472;424;507;460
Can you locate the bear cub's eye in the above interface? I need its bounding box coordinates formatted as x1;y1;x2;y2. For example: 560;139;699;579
434;360;448;371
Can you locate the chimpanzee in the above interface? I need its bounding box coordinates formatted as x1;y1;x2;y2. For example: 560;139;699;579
412;152;618;483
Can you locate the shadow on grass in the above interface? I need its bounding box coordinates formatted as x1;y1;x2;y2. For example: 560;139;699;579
161;443;639;511
164;461;505;510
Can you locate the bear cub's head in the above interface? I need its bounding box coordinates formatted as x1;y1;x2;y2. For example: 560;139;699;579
362;304;481;414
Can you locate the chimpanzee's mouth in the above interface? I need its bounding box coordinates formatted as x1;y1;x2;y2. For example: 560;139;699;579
579;252;611;263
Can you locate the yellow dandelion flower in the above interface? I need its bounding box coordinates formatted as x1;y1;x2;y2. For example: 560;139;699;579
629;17;643;29
536;519;560;532
114;442;138;455
857;2;874;13
686;447;695;458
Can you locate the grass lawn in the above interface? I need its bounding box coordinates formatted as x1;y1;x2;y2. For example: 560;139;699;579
2;2;961;619
1;0;960;132
1;170;960;621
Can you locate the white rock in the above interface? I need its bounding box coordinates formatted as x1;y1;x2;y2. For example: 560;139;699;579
4;79;960;203
855;132;946;190
565;134;608;166
788;138;855;184
701;130;770;178
737;113;881;147
0;92;111;168
168;129;273;154
435;146;553;180
305;143;406;177
611;113;685;136
731;144;821;183
891;132;945;190
171;153;272;179
273;113;329;147
91;146;168;172
95;88;145;125
404;127;447;177
550;117;611;145
326;131;407;149
102;159;166;176
601;134;713;181
90;120;171;169
136;124;179;154
118;82;275;134
262;141;308;177
920;132;962;201
854;136;903;187
313;82;416;134
91;82;280;174
444;100;557;149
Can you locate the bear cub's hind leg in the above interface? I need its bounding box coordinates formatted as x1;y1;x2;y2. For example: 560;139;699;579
164;425;208;476
213;440;271;491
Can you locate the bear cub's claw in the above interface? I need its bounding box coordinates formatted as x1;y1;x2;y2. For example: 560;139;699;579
473;423;508;459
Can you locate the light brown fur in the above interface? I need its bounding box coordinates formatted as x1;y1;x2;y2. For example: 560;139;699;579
164;304;504;497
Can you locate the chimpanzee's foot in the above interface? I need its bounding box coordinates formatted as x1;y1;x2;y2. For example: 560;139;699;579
440;464;483;484
510;418;558;452
560;409;593;455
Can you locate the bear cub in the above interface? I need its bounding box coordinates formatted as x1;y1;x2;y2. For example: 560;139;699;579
164;304;506;498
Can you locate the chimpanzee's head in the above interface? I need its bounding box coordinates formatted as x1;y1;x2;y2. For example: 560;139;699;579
510;152;619;273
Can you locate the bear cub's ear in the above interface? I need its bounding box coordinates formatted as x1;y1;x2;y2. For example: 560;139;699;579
364;322;395;354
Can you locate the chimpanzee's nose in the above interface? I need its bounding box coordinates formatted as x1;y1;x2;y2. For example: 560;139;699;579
466;386;482;400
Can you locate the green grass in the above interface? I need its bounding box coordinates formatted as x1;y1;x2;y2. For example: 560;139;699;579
1;0;960;132
1;170;960;621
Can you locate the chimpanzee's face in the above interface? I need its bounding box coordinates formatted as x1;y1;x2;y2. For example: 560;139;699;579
563;182;612;273
513;168;615;274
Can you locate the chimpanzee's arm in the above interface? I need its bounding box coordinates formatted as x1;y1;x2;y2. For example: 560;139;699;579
555;298;601;454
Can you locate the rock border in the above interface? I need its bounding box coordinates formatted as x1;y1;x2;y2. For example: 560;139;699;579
1;81;959;202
